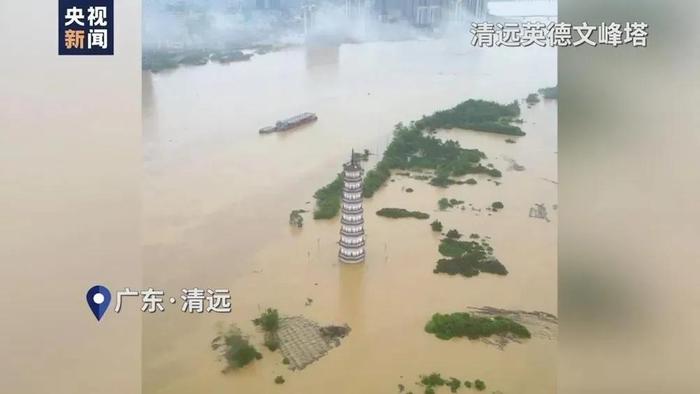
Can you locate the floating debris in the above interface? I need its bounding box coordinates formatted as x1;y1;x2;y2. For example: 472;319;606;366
503;156;526;171
465;306;558;350
529;203;550;222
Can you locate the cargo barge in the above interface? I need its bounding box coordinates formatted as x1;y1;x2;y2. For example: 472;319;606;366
259;112;318;134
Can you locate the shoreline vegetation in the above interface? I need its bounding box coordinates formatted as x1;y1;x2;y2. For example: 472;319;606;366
362;122;499;198
313;99;518;219
142;44;292;73
376;208;430;219
313;174;343;219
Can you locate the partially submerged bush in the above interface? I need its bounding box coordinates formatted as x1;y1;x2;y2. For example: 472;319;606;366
263;333;280;351
439;198;465;210
211;325;262;371
446;229;462;239
526;93;540;104
289;209;306;228
420;373;446;387
253;308;280;332
447;377;461;393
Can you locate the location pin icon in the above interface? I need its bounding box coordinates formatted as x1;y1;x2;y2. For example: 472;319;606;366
86;285;111;321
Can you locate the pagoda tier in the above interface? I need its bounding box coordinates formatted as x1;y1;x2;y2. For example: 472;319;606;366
338;151;366;263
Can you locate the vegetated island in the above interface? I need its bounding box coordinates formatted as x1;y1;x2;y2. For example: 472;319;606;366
415;99;525;136
490;201;504;212
313;101;519;219
376;208;430;219
434;237;508;277
425;312;531;341
438;198;464;210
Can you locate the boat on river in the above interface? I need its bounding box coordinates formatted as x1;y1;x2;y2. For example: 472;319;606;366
259;112;318;134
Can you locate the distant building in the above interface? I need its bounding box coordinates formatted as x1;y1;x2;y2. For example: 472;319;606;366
411;0;446;26
375;0;449;27
237;0;303;11
255;0;285;9
338;151;366;263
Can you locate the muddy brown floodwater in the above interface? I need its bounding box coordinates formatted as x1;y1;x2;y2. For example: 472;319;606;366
142;38;557;394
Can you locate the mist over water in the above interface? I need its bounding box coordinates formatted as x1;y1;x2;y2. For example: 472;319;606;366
142;0;478;50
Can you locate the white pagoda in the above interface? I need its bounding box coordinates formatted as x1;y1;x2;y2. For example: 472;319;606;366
338;151;366;263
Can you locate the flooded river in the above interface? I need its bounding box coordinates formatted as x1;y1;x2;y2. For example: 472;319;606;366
143;38;557;393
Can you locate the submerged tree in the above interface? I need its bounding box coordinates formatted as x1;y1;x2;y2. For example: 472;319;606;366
253;308;280;332
289;209;306;228
211;324;262;371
